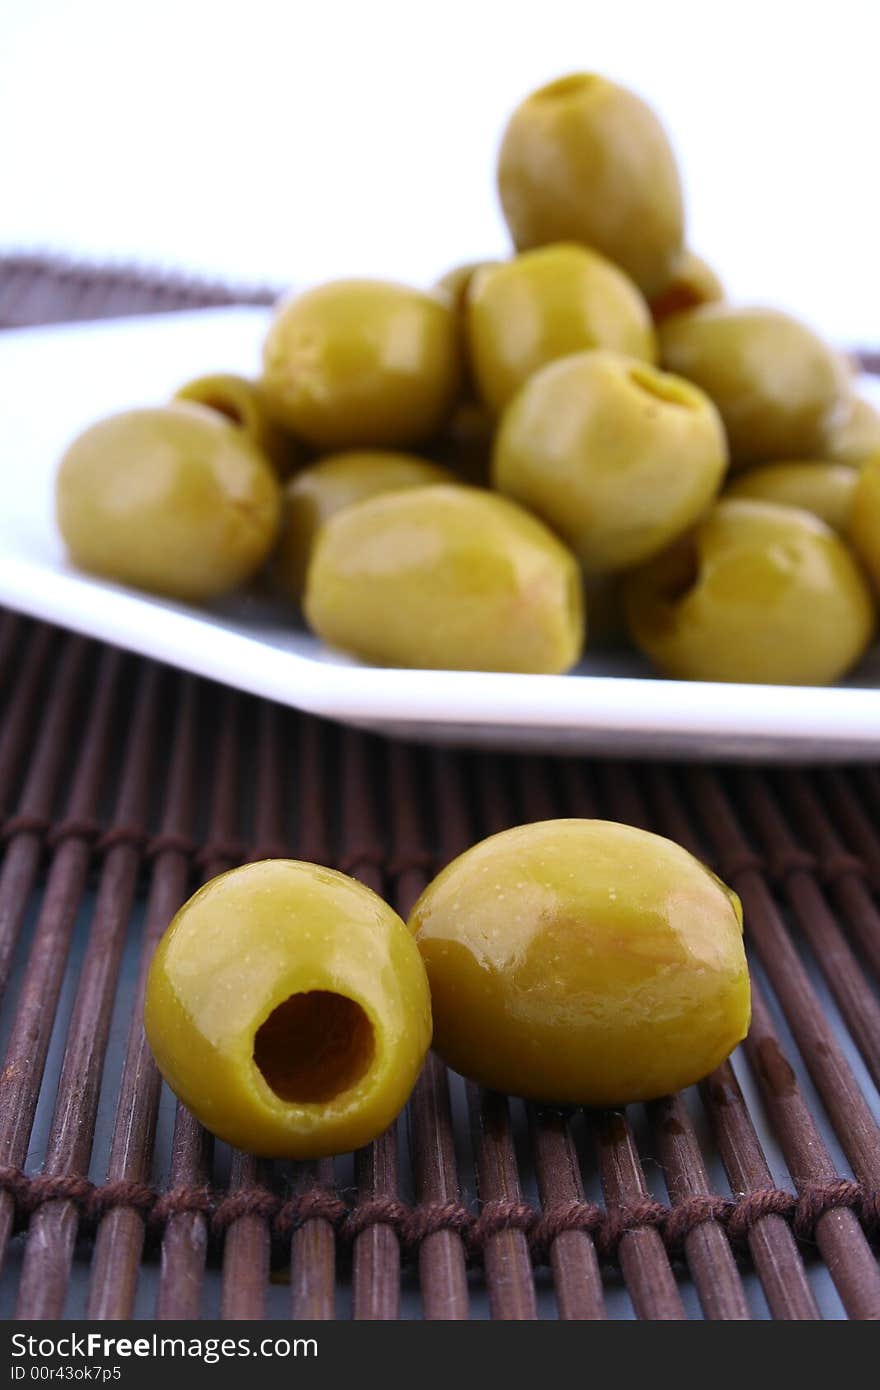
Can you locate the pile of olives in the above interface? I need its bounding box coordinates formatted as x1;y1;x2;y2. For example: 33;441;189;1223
57;72;880;685
145;821;750;1156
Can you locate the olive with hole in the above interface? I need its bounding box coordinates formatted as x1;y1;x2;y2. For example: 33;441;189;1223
493;350;728;575
304;483;584;673
658;306;849;467
725;460;859;533
623;498;876;685
849;454;880;594
408;819;750;1105
649;250;724;322
275;450;454;602
466;244;656;414
56;403;281;601
174;372;299;478
261;279;461;449
144;860;432;1158
497;73;685;298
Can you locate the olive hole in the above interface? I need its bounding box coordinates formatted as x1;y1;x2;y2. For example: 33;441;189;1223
628;366;694;408
533;74;598;102
254;991;375;1104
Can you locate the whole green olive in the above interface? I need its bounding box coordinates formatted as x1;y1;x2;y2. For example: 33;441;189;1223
649;250;724;322
145;859;432;1158
261;279;462;449
56;403;281;601
820;394;880;469
466;244;656;414
173;373;299;478
726;460;859;533
658;306;849;467
275;450;454;602
849;454;880;594
497;73;685;298
493;350;728;575
304;483;584;673
407;819;749;1106
623;498;876;685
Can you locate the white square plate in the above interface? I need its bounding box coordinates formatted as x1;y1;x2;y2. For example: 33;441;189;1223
1;307;878;760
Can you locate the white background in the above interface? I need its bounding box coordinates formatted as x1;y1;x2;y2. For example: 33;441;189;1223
1;0;878;344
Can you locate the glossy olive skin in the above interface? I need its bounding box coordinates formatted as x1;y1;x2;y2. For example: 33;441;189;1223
56;404;281;601
466;244;656;413
261;279;461;449
275;451;454;602
408;819;749;1106
726;461;859;533
304;484;584;673
821;394;880;468
144;860;432;1158
649;250;723;322
624;499;876;685
497;73;685;298
174;373;299;478
493;350;728;575
849;455;880;593
659;306;848;467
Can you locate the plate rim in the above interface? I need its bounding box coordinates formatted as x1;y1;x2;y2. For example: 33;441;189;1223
2;551;879;751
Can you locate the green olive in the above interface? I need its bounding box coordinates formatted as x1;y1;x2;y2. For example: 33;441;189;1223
275;451;454;602
820;394;880;469
726;461;859;533
407;819;749;1106
304;483;584;673
658;306;849;467
623;498;876;685
497;73;685;298
466;244;656;413
145;860;432;1158
261;279;462;449
493;350;728;575
649;250;724;322
173;373;299;478
56;403;281;601
849;455;880;594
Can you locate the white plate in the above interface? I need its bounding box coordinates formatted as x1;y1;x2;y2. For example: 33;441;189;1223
1;307;878;760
